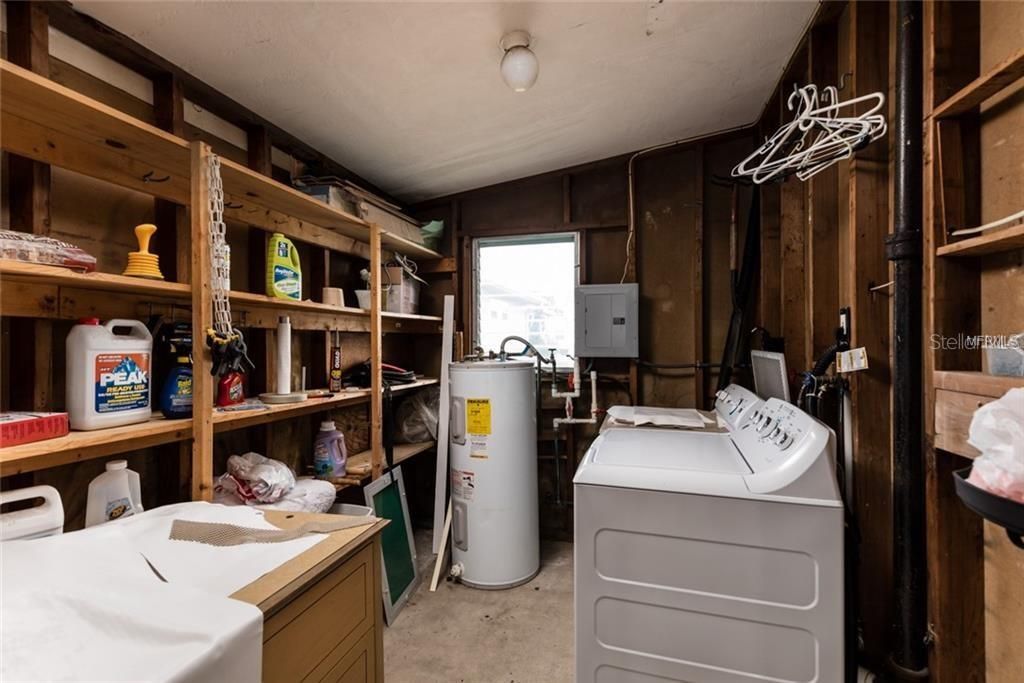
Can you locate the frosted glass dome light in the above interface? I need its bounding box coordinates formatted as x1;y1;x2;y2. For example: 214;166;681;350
500;31;538;92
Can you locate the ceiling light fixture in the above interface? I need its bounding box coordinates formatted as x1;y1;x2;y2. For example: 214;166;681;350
500;30;539;92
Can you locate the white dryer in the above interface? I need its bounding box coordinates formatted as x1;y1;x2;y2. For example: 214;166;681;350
574;384;843;683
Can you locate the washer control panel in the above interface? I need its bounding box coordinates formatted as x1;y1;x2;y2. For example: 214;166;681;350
741;399;809;460
714;384;762;431
731;396;836;501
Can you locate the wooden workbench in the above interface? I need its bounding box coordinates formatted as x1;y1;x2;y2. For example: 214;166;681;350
232;511;388;683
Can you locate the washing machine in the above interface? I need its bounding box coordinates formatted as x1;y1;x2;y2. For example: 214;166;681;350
574;384;843;682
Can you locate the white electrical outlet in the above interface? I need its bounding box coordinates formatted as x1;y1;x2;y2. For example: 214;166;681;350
837;347;869;373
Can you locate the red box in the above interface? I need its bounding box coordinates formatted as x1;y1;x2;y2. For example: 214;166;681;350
0;412;70;447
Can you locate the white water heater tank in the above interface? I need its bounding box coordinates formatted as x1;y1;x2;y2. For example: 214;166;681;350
449;359;539;588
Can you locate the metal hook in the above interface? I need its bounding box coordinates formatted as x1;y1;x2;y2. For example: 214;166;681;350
142;170;171;183
837;72;853;92
868;279;894;300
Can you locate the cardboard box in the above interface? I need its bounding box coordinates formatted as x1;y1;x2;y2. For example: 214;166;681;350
385;266;421;314
0;412;70;447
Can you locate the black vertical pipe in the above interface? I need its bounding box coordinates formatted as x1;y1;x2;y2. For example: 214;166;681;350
887;0;928;678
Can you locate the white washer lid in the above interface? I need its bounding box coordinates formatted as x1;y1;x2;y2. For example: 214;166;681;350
574;428;752;497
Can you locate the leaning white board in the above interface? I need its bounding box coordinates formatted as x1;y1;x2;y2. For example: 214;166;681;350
432;295;455;554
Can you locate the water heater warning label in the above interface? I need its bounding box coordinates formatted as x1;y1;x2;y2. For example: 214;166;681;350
451;469;475;501
466;398;491;435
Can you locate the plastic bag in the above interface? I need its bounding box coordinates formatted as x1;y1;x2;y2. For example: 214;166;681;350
214;477;335;513
394;386;440;443
215;452;296;504
420;220;444;253
967;388;1024;503
0;230;97;272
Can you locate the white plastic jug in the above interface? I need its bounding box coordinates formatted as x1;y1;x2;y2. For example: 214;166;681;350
0;485;64;540
66;318;153;430
85;460;143;527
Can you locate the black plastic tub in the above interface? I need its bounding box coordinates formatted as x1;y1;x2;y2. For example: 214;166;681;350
954;467;1024;550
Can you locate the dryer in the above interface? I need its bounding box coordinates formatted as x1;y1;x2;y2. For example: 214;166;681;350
574;384;843;682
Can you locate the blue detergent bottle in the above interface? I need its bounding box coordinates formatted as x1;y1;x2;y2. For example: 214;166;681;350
160;352;193;419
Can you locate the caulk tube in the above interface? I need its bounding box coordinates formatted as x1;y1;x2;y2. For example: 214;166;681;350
276;316;291;394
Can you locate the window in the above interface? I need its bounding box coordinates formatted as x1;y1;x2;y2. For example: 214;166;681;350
474;233;578;361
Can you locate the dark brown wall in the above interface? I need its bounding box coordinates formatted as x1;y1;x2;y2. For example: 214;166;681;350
417;2;899;671
414;132;757;539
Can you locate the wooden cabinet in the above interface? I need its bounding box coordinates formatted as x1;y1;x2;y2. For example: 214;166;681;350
233;512;386;683
264;544;376;682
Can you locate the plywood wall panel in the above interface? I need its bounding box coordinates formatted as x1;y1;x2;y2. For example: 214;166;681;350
569;162;628;226
635;148;699;407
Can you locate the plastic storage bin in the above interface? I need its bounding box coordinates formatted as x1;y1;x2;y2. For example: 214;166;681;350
329;503;373;517
985;332;1024;377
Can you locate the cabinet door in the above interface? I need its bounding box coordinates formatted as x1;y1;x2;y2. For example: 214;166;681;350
263;544;374;682
315;627;375;683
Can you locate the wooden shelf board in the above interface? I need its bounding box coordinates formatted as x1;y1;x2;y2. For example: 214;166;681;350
213;378;439;432
0;416;191;477
220;157;371;240
380;230;442;260
936;223;1024;258
335;441;436;490
218;159;439;260
933;47;1024;119
230;291;366;317
933;371;1024;398
382;311;443;322
228;290;373;331
416;257;457;275
0;260;191;298
0;60;190;204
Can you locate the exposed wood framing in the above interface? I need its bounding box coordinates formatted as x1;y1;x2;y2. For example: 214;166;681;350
693;146;705;408
190;142;214;501
369;225;384;481
44;0;400;206
844;1;894;668
922;2;986;681
152;72;190;282
806;21;840;362
6;1;53;414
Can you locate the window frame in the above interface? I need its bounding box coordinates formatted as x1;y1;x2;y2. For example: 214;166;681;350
472;231;580;359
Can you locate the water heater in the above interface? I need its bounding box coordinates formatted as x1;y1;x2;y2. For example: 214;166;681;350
449;359;539;588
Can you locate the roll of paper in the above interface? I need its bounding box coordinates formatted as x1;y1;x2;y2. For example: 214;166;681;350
276;316;291;394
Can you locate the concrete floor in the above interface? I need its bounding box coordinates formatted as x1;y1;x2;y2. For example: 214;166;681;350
384;531;574;683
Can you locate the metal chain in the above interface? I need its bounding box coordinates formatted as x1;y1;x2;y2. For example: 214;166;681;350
206;153;233;337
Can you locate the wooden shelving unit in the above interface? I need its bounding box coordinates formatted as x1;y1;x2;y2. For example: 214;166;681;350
212;378;438;432
935;223;1024;258
931;47;1024;120
336;440;436;490
0;56;449;508
0;260;191;297
923;4;1024;680
933;370;1024;396
0;417;192;477
0;60;190;204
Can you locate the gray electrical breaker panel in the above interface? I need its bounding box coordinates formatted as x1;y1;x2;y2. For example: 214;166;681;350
575;284;639;358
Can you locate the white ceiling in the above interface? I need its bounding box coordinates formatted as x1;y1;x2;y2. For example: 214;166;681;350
74;1;818;202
